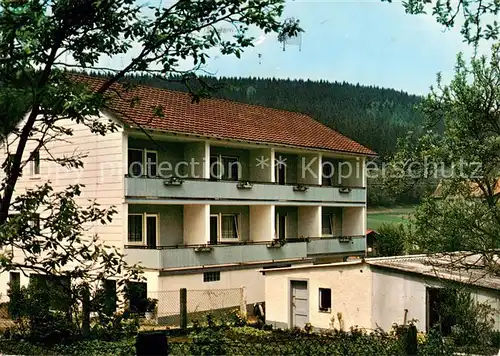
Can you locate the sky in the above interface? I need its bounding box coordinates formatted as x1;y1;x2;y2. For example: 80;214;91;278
99;0;494;96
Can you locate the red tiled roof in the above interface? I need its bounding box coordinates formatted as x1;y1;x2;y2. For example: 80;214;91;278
71;74;376;156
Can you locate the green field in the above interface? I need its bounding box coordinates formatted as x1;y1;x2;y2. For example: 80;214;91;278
367;206;415;230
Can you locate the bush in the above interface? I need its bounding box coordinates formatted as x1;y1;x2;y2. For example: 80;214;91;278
376;223;409;256
7;282;76;342
90;313;139;341
0;339;134;356
189;328;228;355
447;290;496;347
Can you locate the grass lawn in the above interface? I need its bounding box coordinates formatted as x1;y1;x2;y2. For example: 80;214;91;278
367;206;415;230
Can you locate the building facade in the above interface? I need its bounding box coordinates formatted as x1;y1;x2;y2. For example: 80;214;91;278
0;75;375;316
263;256;500;332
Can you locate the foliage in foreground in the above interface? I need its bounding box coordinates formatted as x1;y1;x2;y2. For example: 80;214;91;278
386;44;500;274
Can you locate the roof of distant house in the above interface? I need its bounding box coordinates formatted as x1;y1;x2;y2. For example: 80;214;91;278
432;179;500;198
367;254;500;291
70;74;376;156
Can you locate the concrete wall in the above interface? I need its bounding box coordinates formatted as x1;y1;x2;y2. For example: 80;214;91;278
343;207;365;236
298;206;321;238
183;204;209;244
297;153;321;185
128;204;183;246
184;142;208;179
264;263;500;333
157;268;266;303
264;263;372;330
249;205;275;242
150;268;268;320
371;268;500;332
0;114;126;250
249;148;273;182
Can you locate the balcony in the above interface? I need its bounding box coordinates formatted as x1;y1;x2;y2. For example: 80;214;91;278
306;236;366;256
124;241;308;270
124;236;365;270
125;177;366;204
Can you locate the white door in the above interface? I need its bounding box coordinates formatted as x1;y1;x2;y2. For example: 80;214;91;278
291;280;308;328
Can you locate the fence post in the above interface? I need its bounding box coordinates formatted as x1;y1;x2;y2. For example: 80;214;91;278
240;286;247;317
180;288;187;329
403;324;418;356
82;283;90;338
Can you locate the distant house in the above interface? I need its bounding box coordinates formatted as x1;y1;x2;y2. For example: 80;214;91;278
432;179;500;199
262;254;500;332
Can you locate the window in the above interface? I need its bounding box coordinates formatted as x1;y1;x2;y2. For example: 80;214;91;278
221;214;238;240
275;156;286;185
145;150;157;177
28;214;40;234
145;214;158;248
210;213;240;242
224;157;239;181
203;271;220;282
322;214;333;236
128;214;143;243
30;151;40;175
128;149;144;177
127;213;158;245
125;281;147;314
210;155;240;181
5;154;15;174
209;156;219;180
275;213;287;240
319;288;332;312
103;279;117;316
9;272;20;290
322;161;333;186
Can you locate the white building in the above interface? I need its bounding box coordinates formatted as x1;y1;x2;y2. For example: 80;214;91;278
0;74;375;316
263;255;500;332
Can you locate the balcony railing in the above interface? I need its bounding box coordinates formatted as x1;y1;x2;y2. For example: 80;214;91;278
124;235;365;270
125;176;366;204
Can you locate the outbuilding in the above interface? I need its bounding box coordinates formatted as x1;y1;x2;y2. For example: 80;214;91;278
263;254;500;333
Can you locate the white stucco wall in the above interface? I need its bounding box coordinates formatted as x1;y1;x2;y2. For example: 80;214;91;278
264;262;372;330
183;204;209;244
149;268;268;319
371;267;500;332
297;206;321;238
0;113;126;270
264;262;500;333
249;205;275;242
343;207;365;236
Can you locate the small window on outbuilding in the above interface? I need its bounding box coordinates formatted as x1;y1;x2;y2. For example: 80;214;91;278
203;271;220;282
319;288;332;312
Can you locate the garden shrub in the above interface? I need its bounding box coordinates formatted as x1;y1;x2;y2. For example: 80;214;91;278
7;282;76;342
0;339;135;356
90;313;139;341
